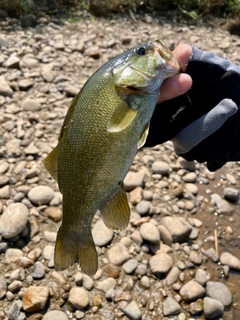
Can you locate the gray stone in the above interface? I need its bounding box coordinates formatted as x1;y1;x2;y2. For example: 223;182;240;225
161;217;192;242
0;203;29;239
107;243;130;265
28;261;45;279
136;200;151;215
180;280;205;302
165;266;180;286
206;281;232;307
220;252;240;270
163;296;181;316
0;76;13;97
140;222;160;243
195;269;208;286
0;276;7;299
92;219;114;246
120;300;142;320
149;253;173;276
158;225;173;246
28;185;55;205
203;297;224;319
223;187;239;201
210;193;233;214
123;170;146;191
19;79;33;91
122;259;138;274
7;300;23;320
152;160;170;175
95;278;116;292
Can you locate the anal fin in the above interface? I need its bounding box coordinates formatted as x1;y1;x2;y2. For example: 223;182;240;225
101;187;130;231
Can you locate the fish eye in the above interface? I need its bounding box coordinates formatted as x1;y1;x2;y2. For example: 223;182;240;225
137;47;146;56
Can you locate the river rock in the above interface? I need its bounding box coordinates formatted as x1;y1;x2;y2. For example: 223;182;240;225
0;203;29;239
124;170;146;191
223;187;239;201
203;297;224;319
107;243;130;265
206;281;232;307
163;296;181;316
149;253;173;276
28;185;55;205
160;216;192;242
210;193;233;214
92;219;114;246
151;160;170;175
180;280;205;301
0;76;13;96
220;252;240;270
42;310;69;320
120;300;142;320
22;286;49;312
68;287;89;309
139;222;160;243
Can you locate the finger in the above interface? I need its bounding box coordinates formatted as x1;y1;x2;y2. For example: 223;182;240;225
173;44;192;72
158;73;192;103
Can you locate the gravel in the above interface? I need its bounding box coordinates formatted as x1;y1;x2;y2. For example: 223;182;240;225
0;11;240;320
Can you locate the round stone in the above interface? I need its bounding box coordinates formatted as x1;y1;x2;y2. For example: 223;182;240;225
68;287;89;309
0;203;29;239
92;219;114;246
28;186;55;205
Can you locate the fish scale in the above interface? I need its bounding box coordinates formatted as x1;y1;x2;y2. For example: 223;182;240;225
44;39;180;275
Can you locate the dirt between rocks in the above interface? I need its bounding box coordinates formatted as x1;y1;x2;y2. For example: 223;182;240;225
0;12;240;320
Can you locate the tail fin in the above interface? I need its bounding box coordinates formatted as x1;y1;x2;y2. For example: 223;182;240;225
54;226;98;276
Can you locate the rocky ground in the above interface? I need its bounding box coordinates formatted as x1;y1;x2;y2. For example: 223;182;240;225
0;11;240;320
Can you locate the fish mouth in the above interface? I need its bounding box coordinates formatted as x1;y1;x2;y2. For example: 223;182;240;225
153;39;180;72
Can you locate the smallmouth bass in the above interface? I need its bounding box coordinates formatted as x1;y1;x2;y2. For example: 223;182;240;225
44;39;180;275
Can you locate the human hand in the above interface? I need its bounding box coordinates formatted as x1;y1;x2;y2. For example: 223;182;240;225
146;45;240;171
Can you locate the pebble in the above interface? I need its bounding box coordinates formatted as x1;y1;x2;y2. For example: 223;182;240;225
136;200;151;215
0;276;7;299
28;261;45;279
149;253;173;276
5;248;23;263
68;287;89;309
42;310;69;320
160;217;192;242
120;300;142;320
0;202;29;238
107;243;130;265
28;185;55;205
206;281;232;307
163;296;181;316
203;297;224;319
44;206;62;222
139;222;160;243
22;286;49;312
151;160;170;175
95;278;116;292
0;75;13;96
123;170;146;191
223;187;239;201
165;266;181;286
179;280;205;301
122;259;138;274
220;252;240;270
195;269;208;286
158;225;173;246
210;193;233;214
189;251;203;265
7;300;23;320
92;219;114;246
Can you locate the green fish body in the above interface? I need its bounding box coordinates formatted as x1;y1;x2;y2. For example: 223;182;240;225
44;39;180;275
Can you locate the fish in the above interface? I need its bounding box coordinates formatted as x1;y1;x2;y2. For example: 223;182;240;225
44;39;180;275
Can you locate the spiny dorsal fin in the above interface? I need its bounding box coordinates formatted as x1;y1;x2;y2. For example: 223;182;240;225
100;187;130;231
107;101;137;133
43;146;58;181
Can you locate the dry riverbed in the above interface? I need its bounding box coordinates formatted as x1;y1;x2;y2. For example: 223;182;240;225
0;12;240;320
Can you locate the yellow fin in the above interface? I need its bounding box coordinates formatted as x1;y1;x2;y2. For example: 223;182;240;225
107;101;137;133
138;121;150;149
43;147;58;181
101;187;130;231
54;226;98;276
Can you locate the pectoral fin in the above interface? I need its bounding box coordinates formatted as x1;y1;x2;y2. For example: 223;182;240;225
101;187;130;231
138;122;150;149
43;146;58;181
107;101;137;132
